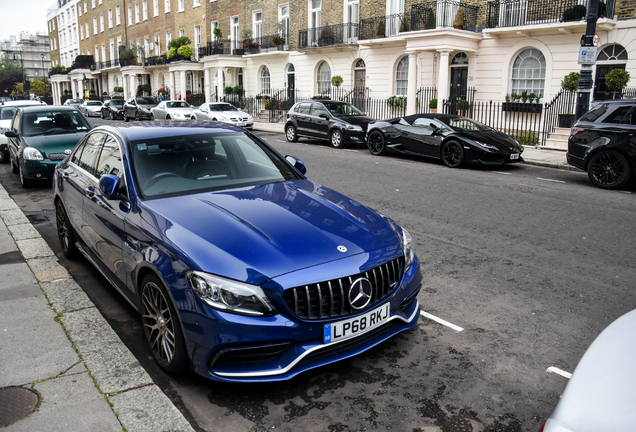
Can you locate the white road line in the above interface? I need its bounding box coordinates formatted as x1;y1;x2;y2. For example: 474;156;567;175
420;311;464;332
344;149;359;153
276;139;286;143
537;178;566;183
617;190;632;194
490;171;512;175
546;366;572;379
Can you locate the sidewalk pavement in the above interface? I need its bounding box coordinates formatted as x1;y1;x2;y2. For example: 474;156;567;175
251;122;574;171
0;184;194;431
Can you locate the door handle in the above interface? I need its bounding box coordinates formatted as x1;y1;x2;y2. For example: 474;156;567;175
62;172;70;179
85;186;95;197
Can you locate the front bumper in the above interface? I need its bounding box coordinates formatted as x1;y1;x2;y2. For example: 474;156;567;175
344;129;367;144
182;250;422;382
21;159;57;183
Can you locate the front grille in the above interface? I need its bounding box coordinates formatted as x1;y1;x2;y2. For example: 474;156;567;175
283;256;404;320
48;153;68;161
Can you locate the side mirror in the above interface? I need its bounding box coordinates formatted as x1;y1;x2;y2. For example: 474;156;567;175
4;130;17;138
99;174;121;200
429;124;441;135
285;155;307;175
319;113;329;120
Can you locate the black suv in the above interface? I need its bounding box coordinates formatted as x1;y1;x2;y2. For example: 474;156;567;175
568;100;636;189
285;100;373;148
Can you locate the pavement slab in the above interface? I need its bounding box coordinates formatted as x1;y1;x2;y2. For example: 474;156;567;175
7;223;41;241
41;278;95;314
15;238;55;260
26;257;71;282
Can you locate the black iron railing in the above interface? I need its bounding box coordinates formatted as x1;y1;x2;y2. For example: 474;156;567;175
145;55;168;66
199;41;229;57
241;33;290;54
298;23;359;49
487;0;615;28
541;89;576;146
359;13;410;39
415;87;438;113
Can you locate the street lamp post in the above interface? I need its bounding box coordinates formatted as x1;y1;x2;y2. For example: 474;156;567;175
575;0;600;119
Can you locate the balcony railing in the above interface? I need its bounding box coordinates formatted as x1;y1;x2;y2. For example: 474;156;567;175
298;23;359;49
487;0;615;28
199;42;230;57
145;55;169;66
90;59;121;71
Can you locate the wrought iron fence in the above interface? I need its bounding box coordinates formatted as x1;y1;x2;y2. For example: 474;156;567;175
199;42;230;57
298;23;360;49
145;55;169;66
541;89;576;146
622;87;636;98
487;0;615;28
416;87;438;113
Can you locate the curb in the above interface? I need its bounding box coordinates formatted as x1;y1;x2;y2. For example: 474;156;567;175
0;183;194;432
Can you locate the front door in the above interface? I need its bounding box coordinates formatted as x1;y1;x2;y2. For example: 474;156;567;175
450;67;468;101
287;70;295;101
594;64;626;100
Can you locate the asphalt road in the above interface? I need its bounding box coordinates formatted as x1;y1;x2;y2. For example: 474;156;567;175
2;117;635;432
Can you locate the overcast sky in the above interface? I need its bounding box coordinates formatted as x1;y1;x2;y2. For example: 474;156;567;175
0;0;52;42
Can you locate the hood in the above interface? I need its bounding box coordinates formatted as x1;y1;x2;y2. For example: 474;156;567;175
23;132;88;156
216;111;250;120
168;108;194;114
138;104;159;110
340;115;374;129
457;130;521;152
140;179;400;285
546;309;636;432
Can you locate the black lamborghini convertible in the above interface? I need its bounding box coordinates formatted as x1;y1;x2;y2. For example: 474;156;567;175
366;114;524;168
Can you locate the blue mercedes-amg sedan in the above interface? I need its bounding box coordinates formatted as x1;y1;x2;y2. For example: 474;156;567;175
53;123;422;382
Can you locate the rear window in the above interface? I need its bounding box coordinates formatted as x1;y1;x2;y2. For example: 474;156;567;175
580;103;634;123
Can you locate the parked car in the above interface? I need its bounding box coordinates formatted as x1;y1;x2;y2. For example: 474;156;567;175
193;102;254;129
101;99;125;120
0;100;48;163
63;98;84;108
52;123;422;381
150;100;195;121
539;309;636;432
567;100;636;189
123;97;159;121
366;114;524;168
285;100;373;148
5;106;92;187
78;100;104;117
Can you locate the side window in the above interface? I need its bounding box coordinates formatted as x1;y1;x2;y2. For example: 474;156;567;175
71;139;88;165
12;111;22;133
95;135;124;180
627;107;636;126
296;103;311;114
77;132;106;175
413;117;432;131
310;103;329;117
602;106;631;124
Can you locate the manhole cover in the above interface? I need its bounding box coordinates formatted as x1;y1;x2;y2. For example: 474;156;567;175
0;387;40;427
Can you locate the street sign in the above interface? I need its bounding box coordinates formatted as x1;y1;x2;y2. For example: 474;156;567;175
593;33;600;47
578;46;597;65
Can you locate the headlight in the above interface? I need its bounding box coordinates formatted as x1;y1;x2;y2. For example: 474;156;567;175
474;140;498;151
347;124;363;132
23;147;44;161
187;271;277;317
140;107;150;113
374;211;414;271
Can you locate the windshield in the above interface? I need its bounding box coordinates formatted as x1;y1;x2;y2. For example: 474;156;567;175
323;102;365;117
136;98;158;105
21;111;92;137
131;132;302;199
0;107;17;120
87;102;102;106
69;99;83;104
166;101;190;108
209;104;238;112
109;100;124;106
438;117;493;132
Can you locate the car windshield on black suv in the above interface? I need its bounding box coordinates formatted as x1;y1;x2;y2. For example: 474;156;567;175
285;100;373;148
567;99;636;189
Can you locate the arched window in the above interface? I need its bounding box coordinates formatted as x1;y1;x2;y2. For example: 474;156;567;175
597;44;627;61
595;44;628;100
317;61;331;95
451;52;468;65
510;48;545;99
395;56;409;96
260;66;270;93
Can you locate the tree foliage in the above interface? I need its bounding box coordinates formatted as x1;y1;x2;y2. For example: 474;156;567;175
31;78;50;96
0;57;25;95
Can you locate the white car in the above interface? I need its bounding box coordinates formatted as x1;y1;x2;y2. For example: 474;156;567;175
0;100;47;163
78;100;104;117
150;100;194;121
193;102;254;129
540;309;636;432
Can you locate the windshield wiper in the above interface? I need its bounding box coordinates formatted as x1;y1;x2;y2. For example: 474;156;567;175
43;129;76;135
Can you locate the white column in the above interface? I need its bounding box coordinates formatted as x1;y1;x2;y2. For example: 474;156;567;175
217;69;224;99
406;52;418;116
437;50;452;108
129;75;136;98
169;72;175;100
52;82;58;105
204;68;211;103
179;70;186;101
122;73;128;99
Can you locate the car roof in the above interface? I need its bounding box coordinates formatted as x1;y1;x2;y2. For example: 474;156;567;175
19;106;80;113
92;122;247;142
2;100;44;107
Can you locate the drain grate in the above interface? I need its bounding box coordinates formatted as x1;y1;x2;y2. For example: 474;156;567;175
0;387;40;427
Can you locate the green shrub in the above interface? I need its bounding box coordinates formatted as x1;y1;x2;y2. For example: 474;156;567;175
605;68;631;91
561;72;580;91
429;98;437;109
331;75;343;87
515;131;539;146
177;45;193;58
387;96;407;109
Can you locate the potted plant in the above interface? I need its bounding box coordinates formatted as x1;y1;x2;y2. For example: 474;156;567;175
331;75;343;87
224;86;234;95
429;98;437;113
272;35;286;50
557;71;580;127
119;47;137;66
605;68;631;99
376;20;385;38
453;7;464;29
232;85;244;96
456;99;469;115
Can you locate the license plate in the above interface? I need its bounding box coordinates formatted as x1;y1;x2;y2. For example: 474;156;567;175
510;153;520;160
323;303;391;344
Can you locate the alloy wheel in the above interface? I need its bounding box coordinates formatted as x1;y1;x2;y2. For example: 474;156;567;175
141;281;177;367
330;130;344;148
56;200;77;258
588;150;630;189
368;131;386;155
286;125;298;142
442;141;464;168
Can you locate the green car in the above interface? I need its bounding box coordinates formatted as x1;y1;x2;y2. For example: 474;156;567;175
5;106;92;187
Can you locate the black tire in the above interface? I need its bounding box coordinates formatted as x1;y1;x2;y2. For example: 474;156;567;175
124;112;130;122
166;114;171;120
441;140;464;168
150;113;155;121
10;152;18;173
100;111;104;119
56;200;77;259
285;124;298;142
18;162;30;188
109;111;115;121
330;129;345;148
135;111;141;121
140;274;188;374
367;131;386;156
587;150;631;189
